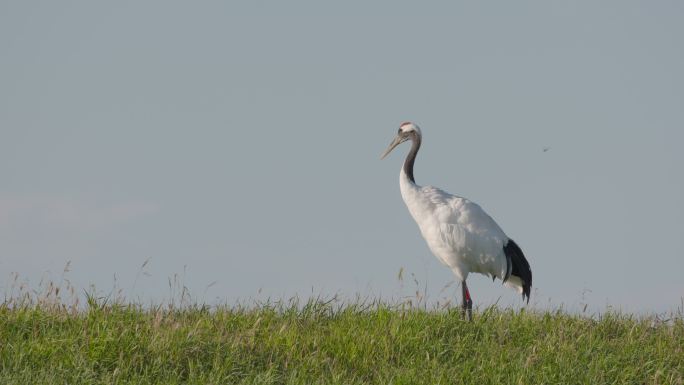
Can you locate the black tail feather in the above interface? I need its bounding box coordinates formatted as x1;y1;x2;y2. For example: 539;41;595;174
503;239;532;303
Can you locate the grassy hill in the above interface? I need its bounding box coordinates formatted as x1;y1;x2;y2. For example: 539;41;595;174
1;299;682;384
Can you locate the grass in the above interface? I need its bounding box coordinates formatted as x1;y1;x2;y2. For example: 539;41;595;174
1;296;683;385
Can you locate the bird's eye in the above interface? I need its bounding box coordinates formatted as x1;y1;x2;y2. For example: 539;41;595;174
398;129;402;134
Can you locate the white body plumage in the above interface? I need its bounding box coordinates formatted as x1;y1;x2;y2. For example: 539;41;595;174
400;169;524;293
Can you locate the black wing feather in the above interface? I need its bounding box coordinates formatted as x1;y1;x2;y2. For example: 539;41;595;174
503;239;532;303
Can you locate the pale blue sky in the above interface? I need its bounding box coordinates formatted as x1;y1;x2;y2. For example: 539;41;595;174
1;1;683;313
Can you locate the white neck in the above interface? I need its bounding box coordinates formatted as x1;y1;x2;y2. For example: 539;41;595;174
400;166;424;222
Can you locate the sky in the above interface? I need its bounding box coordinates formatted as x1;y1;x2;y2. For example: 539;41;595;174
1;1;683;314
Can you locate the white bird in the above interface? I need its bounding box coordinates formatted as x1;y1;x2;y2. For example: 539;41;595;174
381;122;532;320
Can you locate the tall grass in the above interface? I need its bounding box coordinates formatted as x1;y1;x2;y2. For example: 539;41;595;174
1;268;683;384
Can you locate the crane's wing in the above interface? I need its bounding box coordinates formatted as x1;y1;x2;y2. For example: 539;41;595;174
418;185;509;278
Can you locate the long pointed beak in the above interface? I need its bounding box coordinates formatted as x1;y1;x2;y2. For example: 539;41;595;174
380;135;404;160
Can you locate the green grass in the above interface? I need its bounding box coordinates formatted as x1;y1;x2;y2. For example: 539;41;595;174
1;298;682;385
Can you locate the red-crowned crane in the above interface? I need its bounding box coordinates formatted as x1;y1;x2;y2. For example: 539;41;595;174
381;122;532;320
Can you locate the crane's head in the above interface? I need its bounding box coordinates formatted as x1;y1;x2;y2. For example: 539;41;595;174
380;122;421;159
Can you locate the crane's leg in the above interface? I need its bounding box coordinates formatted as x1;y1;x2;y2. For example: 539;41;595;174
461;281;473;321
